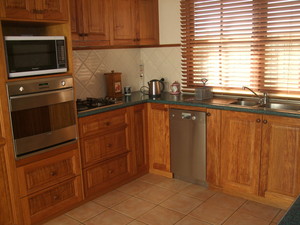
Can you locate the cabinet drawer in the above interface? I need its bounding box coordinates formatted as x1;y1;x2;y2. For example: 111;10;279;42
79;108;127;137
21;176;83;225
81;129;128;167
17;150;80;197
83;154;130;197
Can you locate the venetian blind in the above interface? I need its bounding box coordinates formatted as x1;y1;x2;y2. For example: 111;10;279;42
181;0;300;97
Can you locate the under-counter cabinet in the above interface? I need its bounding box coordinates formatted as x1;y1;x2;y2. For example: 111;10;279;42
78;108;131;198
0;0;69;21
70;0;110;47
17;148;83;225
147;103;171;177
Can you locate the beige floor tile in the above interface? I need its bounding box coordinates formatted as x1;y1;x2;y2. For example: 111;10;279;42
84;209;132;225
117;180;154;196
128;220;147;225
66;201;106;222
180;184;216;201
138;173;171;184
138;206;184;225
112;196;156;218
204;193;246;210
189;202;236;225
157;178;191;192
93;190;131;207
238;201;280;221
136;185;176;204
42;215;82;225
223;211;270;225
160;193;203;214
176;216;212;225
272;210;286;223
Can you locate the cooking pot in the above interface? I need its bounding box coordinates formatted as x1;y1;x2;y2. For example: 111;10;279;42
140;78;165;97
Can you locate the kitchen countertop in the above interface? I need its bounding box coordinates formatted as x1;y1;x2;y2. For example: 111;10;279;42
77;91;300;118
279;195;300;225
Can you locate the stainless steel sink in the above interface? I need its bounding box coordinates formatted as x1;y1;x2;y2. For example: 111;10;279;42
263;103;300;111
230;99;259;107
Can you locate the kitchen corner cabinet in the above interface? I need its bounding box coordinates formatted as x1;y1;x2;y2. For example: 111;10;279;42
147;103;171;177
1;0;69;21
78;108;131;198
220;111;262;195
260;115;300;205
127;104;148;176
70;0;110;47
111;0;159;46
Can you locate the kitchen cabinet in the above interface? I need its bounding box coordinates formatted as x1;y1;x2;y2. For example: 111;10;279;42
70;0;110;47
78;108;132;198
147;103;171;177
127;104;148;175
260;115;300;206
220;111;262;195
0;138;14;225
111;0;159;46
206;108;222;187
0;0;69;21
17;148;83;225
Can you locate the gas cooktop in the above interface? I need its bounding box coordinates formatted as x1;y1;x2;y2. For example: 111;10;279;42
76;97;121;112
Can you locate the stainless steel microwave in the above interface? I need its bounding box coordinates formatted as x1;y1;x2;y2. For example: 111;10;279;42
4;36;67;78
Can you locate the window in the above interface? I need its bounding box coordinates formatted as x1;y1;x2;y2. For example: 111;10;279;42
181;0;300;97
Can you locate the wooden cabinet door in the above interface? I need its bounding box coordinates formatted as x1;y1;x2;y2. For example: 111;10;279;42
1;0;36;20
0;141;14;225
206;108;221;187
71;0;110;46
128;104;148;175
111;0;137;45
260;115;300;206
147;103;171;177
35;0;69;20
220;111;262;195
137;0;159;45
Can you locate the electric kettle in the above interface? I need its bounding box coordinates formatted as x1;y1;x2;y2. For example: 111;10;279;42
140;78;165;97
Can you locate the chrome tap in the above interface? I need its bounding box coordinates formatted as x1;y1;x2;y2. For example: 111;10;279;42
242;86;269;106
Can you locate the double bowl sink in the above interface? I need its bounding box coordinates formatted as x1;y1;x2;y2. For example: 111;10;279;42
231;99;300;111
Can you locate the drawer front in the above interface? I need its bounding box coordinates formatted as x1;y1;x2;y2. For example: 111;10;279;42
83;154;130;197
81;129;128;167
79;108;127;137
21;176;83;225
18;150;80;197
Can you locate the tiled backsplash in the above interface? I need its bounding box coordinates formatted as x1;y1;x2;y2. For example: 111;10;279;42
73;46;181;99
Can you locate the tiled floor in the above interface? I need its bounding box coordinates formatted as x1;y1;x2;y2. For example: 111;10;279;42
43;174;286;225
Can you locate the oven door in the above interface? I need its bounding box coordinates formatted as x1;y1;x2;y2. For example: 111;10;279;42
9;88;77;158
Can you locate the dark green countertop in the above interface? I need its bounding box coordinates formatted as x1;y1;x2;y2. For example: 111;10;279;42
77;92;300;118
279;195;300;225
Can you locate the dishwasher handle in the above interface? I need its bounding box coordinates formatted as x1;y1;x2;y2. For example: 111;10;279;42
181;113;196;120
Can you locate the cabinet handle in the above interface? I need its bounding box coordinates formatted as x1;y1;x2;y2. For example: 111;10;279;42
263;120;268;124
106;143;112;148
53;195;59;200
84;33;88;37
105;122;111;126
206;112;211;117
256;119;261;123
108;170;113;174
50;171;57;176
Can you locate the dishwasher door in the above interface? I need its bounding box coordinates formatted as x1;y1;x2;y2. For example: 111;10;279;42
170;109;207;186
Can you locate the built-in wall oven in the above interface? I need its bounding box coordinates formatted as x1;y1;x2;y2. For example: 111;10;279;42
7;76;77;159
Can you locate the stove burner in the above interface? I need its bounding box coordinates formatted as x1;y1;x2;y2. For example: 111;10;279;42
76;97;119;112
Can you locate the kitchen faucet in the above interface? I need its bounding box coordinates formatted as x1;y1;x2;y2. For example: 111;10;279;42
242;86;269;106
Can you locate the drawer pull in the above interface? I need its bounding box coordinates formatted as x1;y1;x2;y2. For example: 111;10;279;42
256;119;261;123
108;170;114;174
53;195;59;200
105;122;111;126
106;144;112;148
50;171;57;176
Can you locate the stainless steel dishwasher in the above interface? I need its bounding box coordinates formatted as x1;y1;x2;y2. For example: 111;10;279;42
170;108;207;186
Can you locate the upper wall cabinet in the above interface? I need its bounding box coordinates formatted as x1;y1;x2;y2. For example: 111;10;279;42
0;0;69;21
111;0;159;46
70;0;110;47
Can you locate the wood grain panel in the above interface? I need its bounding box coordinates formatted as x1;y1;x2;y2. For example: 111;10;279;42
220;111;262;195
1;0;35;20
36;0;69;21
260;115;300;203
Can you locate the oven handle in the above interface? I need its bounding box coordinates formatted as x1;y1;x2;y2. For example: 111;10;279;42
9;88;74;112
